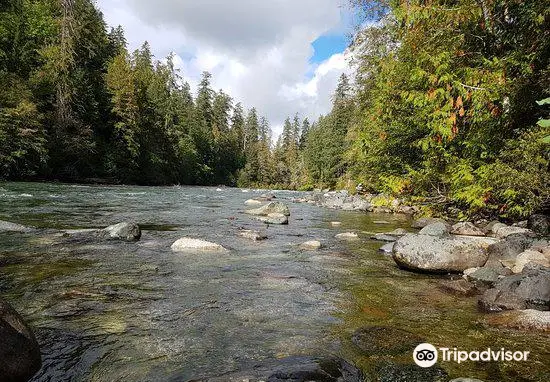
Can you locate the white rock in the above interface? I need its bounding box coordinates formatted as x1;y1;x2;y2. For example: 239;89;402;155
171;238;227;252
512;250;550;273
244;199;263;207
335;232;359;240
300;240;322;250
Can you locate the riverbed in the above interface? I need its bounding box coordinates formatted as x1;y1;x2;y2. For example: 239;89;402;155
0;182;548;381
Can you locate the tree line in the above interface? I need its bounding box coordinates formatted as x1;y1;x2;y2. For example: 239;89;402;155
1;0;549;219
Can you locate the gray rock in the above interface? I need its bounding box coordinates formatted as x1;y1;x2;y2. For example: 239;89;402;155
190;356;364;382
484;234;535;271
237;229;267;241
299;240;322;250
255;213;289;225
0;220;33;233
379;242;395;255
528;214;550;236
467;267;499;288
245;202;290;216
478;264;550;312
103;222;141;242
372;233;400;242
418;222;450;237
411;217;446;229
491;223;536;239
171;237;227;252
392;234;497;273
451;222;485;236
0;299;42;382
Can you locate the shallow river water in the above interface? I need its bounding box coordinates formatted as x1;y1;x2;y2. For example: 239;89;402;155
0;182;548;381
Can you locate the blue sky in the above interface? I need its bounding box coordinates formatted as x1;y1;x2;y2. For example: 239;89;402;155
311;33;349;64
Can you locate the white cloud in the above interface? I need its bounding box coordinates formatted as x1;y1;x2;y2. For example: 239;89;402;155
96;0;352;140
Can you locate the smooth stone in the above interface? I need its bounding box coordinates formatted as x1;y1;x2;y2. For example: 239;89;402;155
451;222;485;236
439;279;478;296
379;242;395;255
418;222;450;237
351;326;424;355
393;234;496;273
245;201;290;216
300;240;322;250
244;199;263;207
0;220;33;233
336;232;359;240
491;223;536;239
512;250;550;273
483;309;550;332
171;238;227;252
103;222;141;242
0;299;42;382
237;229;267;241
255;213;289;225
411;217;446;229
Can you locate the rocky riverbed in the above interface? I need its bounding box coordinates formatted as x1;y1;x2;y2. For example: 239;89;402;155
0;182;549;381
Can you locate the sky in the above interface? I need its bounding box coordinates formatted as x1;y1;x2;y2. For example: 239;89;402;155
96;0;354;138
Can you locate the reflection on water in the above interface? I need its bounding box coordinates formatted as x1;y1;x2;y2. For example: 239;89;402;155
0;182;548;381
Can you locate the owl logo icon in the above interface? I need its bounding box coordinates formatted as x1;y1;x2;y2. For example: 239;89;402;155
413;343;438;367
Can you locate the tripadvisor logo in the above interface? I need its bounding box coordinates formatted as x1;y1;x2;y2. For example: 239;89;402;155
413;343;530;368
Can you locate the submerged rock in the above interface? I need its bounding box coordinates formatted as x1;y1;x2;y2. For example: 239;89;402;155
0;299;41;382
392;234;496;273
439;279;478;296
171;237;227;252
237;229;267;241
372;228;408;242
379;242;395;255
0;220;33;233
188;356;364;382
451;222;485;236
245;202;290;216
483;309;550;332
300;240;322;250
103;222;141;242
255;213;289;225
351;326;424;355
466;267;500;288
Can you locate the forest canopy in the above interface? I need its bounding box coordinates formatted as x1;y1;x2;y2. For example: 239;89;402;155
0;0;549;219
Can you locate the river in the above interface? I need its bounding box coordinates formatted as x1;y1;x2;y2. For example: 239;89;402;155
0;182;548;381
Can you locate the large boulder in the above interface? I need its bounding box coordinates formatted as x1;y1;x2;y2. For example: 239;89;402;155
188;356;364;382
490;223;536;239
392;234;497;273
478;264;550;312
245;202;290;216
0;299;42;382
528;214;550;236
255;213;289;225
171;238;227;252
102;222;141;242
0;220;33;233
451;222;485;236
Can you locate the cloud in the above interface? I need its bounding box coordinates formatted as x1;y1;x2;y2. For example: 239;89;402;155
96;0;353;139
